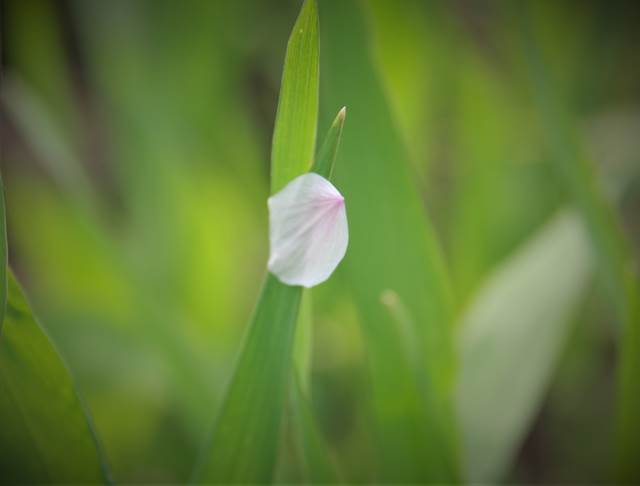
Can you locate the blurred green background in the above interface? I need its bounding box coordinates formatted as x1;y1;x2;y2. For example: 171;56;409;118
1;0;640;483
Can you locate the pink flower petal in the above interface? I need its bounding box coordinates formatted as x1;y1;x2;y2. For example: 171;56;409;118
268;173;348;287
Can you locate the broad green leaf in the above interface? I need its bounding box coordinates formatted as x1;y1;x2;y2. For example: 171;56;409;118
196;2;319;482
517;12;640;480
319;0;457;481
0;272;110;483
271;0;319;193
457;210;593;482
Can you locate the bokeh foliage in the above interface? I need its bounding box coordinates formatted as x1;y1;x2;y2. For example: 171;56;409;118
1;0;639;483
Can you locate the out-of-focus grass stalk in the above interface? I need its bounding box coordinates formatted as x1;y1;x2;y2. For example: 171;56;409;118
2;76;215;433
319;0;458;481
519;10;640;481
1;79;100;215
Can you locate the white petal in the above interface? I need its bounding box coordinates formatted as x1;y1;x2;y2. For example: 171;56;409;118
268;173;348;288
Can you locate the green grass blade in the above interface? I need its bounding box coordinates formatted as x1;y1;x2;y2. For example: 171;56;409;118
457;210;593;482
196;275;302;482
293;290;313;396
196;1;319;482
270;0;319;193
290;292;340;483
290;376;341;483
517;12;640;480
319;0;457;481
0;272;110;483
312;106;346;179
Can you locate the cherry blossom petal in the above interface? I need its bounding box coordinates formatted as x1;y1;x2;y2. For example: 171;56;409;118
268;173;348;287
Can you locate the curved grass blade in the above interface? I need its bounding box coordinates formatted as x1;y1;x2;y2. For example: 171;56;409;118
0;272;111;483
457;210;593;482
271;0;319;193
195;1;319;482
319;0;458;481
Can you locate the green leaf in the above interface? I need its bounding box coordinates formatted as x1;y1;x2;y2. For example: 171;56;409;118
195;1;319;482
290;291;340;484
457;210;593;482
290;376;341;483
365;0;449;173
270;0;319;193
319;0;457;481
0;272;110;483
293;290;313;396
196;275;302;482
312;106;346;180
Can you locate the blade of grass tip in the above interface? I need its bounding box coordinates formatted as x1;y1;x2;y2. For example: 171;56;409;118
194;1;319;482
517;8;640;481
196;274;302;483
271;0;320;192
293;104;347;395
312;106;346;179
